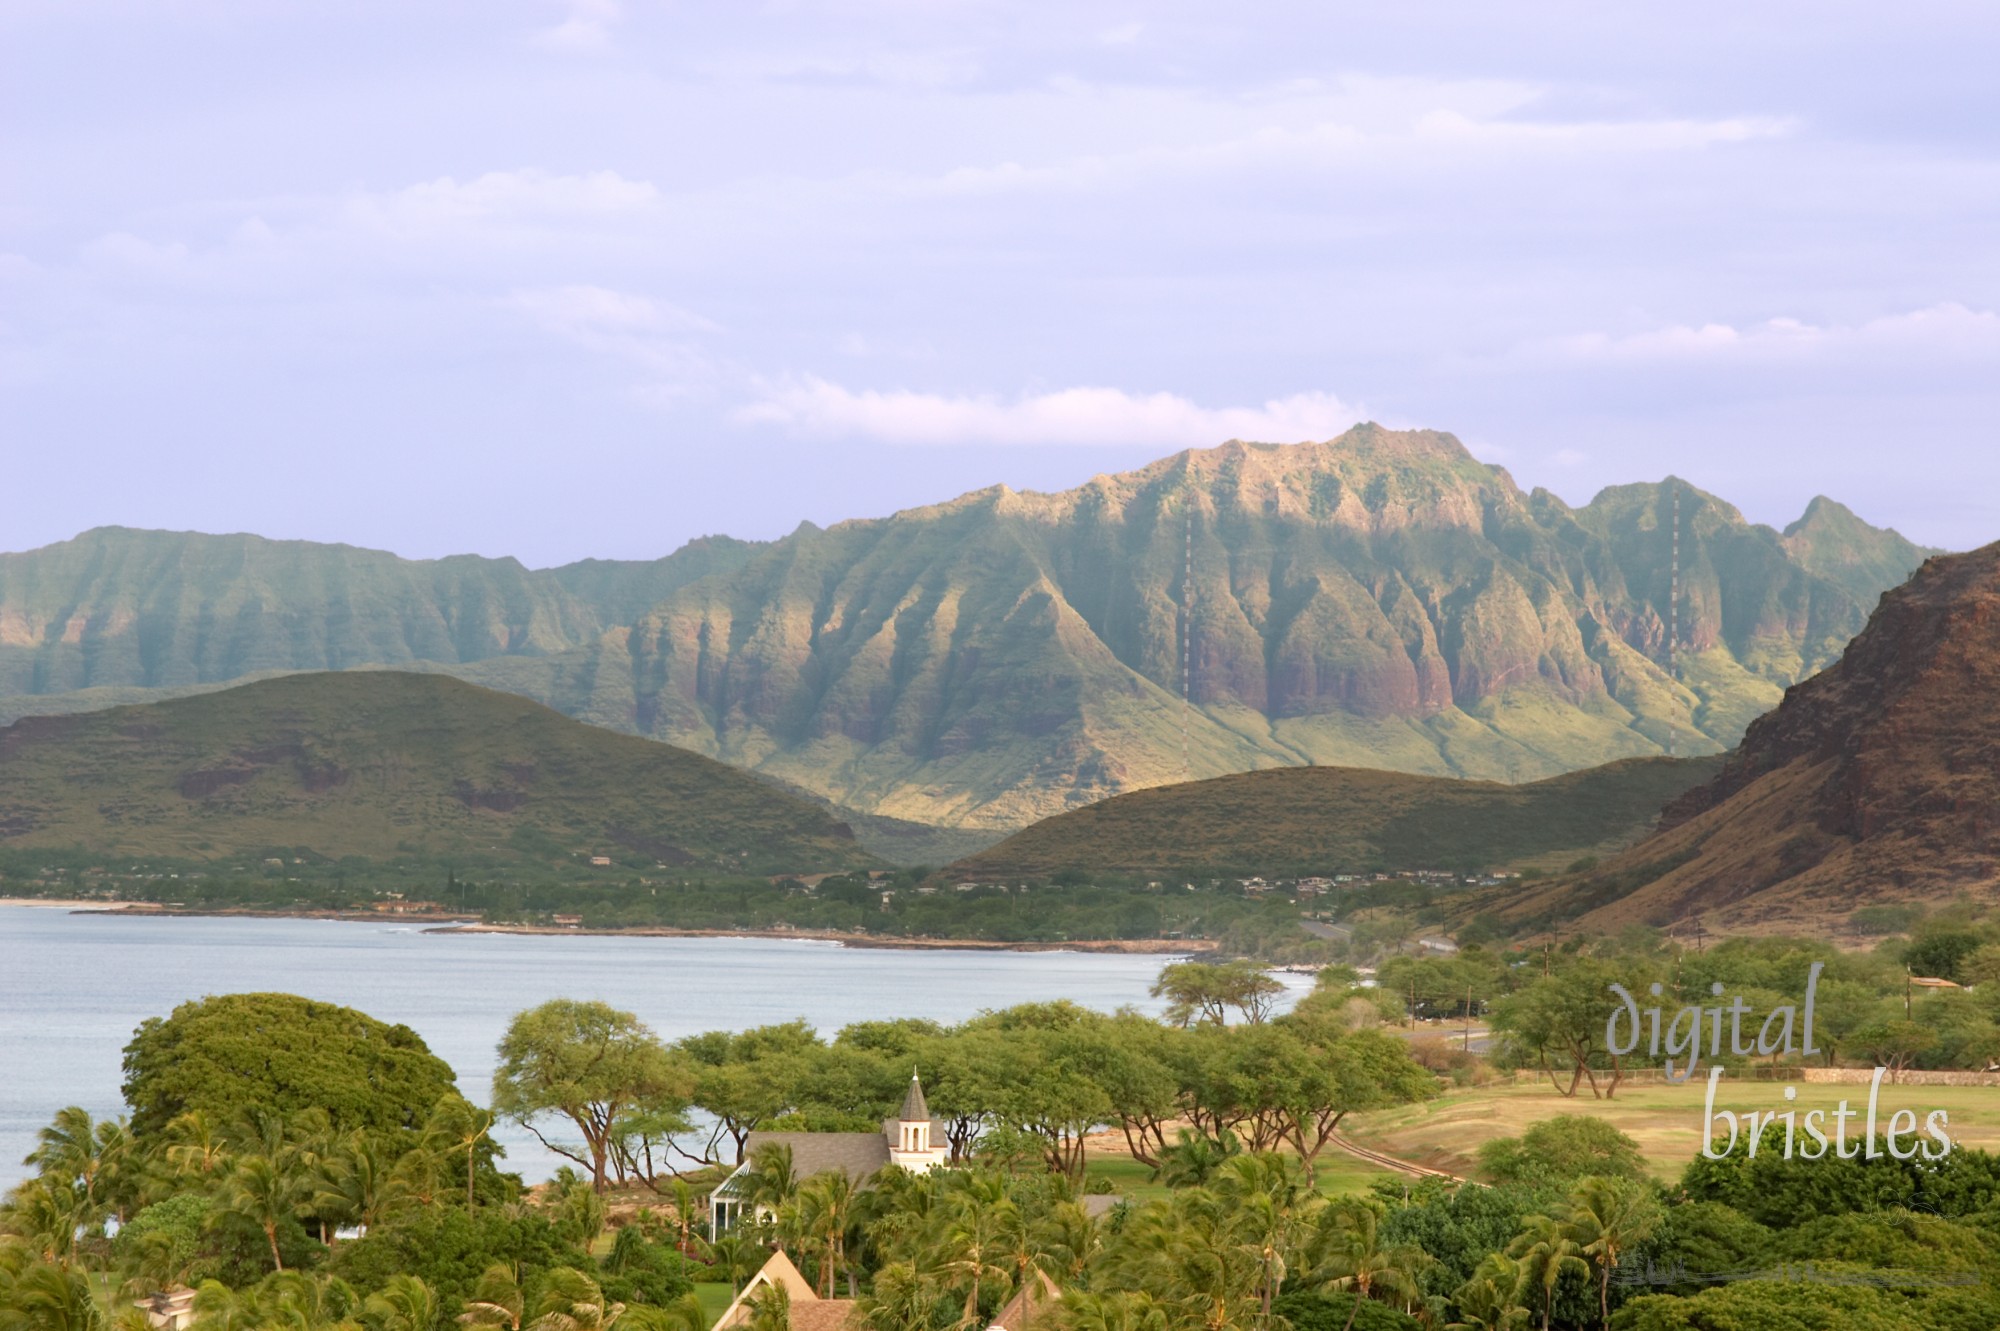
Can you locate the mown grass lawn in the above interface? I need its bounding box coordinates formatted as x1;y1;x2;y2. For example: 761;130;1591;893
693;1282;737;1326
1343;1078;2000;1181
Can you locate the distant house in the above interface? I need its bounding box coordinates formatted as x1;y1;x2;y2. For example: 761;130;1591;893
709;1074;949;1240
371;899;441;916
589;856;613;867
551;914;584;928
135;1288;198;1331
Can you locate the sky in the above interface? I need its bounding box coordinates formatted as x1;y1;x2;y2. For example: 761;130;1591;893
3;1;1996;566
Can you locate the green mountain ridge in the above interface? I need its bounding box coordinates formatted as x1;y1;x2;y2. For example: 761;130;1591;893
0;525;760;695
0;671;875;874
950;755;1726;880
0;429;1936;830
448;428;1932;826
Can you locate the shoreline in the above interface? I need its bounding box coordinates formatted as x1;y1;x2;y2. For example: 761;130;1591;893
431;921;1219;954
0;900;1220;955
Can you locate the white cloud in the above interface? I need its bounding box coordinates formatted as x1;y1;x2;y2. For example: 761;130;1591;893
504;285;719;398
737;379;1363;447
343;170;659;233
507;285;715;337
534;0;621;52
1545;303;2000;363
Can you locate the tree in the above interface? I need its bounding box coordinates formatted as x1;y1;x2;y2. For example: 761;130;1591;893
1476;1118;1645;1190
363;1274;441;1331
457;1263;525;1330
219;1151;313;1273
527;1268;624;1331
930;1175;1010;1328
742;1278;788;1331
492;1001;689;1192
1150;962;1286;1028
1505;1214;1586;1331
1308;1200;1428;1331
122;994;457;1142
1446;1252;1530;1331
1560;1177;1659;1331
1491;963;1631;1100
423;1096;498;1213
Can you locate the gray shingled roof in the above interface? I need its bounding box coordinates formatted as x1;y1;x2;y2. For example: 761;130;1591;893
897;1074;929;1123
740;1131;891;1183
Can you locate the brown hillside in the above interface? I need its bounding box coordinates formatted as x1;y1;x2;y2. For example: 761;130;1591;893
1503;541;2000;932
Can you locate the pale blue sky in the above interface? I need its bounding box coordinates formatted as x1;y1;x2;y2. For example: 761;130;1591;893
3;1;1995;563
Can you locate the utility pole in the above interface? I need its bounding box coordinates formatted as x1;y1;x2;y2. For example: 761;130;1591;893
1668;485;1680;759
1906;969;1913;1019
1182;497;1193;780
1464;984;1474;1052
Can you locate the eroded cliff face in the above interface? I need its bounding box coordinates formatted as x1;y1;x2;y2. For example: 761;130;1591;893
511;426;1929;827
1510;542;2000;932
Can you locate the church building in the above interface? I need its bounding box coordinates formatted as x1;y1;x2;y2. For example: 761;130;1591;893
708;1072;950;1239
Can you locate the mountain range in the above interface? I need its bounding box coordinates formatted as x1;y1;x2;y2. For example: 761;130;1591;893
1494;541;2000;932
0;427;1936;829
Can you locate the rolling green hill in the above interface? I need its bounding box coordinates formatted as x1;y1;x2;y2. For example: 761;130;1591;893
0;671;875;875
950;754;1725;879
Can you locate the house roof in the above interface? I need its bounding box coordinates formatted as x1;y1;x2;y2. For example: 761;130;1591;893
714;1250;863;1331
897;1073;930;1123
741;1131;891;1182
791;1301;863;1331
988;1271;1063;1331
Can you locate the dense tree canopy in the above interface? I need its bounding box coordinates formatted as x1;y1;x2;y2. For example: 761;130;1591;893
121;993;459;1140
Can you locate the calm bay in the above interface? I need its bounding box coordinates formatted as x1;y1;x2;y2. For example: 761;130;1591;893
0;905;1308;1188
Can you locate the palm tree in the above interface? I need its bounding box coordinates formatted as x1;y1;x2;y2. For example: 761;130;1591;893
1507;1214;1588;1331
988;1199;1058;1331
743;1279;789;1331
739;1143;797;1219
618;1297;706;1331
859;1262;943;1331
3;1177;89;1266
665;1179;707;1260
363;1274;440;1331
1107;1189;1260;1331
254;1270;365;1331
1561;1177;1660;1330
0;1256;105;1331
315;1132;415;1239
219;1152;311;1272
707;1235;761;1297
1447;1252;1531;1331
28;1106;130;1229
1308;1200;1427;1331
424;1096;496;1213
791;1170;859;1298
527;1268;625;1331
1059;1290;1169;1331
1034;1199;1098;1291
163;1111;229;1181
457;1264;525;1331
930;1177;1009;1329
1156;1129;1240;1189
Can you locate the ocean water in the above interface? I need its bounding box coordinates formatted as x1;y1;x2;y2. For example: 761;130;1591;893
0;906;1308;1188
